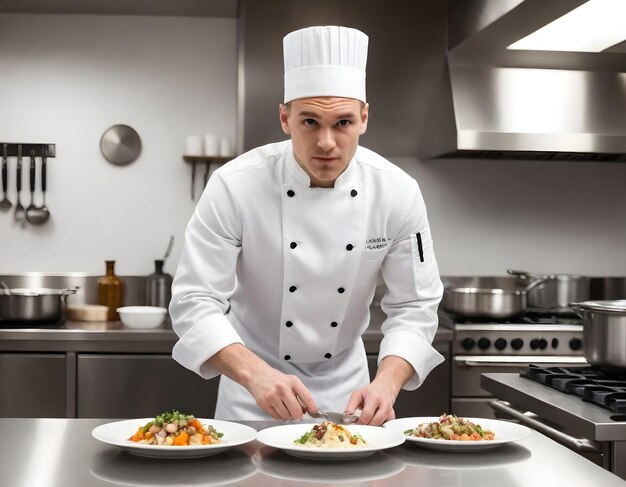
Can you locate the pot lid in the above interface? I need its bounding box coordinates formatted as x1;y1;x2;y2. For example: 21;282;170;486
1;287;78;296
572;300;626;313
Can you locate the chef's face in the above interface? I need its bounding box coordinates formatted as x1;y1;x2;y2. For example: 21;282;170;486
279;97;369;188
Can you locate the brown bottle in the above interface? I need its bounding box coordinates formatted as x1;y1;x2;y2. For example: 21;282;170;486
98;260;124;320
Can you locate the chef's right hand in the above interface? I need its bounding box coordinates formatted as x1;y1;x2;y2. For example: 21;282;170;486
246;364;317;421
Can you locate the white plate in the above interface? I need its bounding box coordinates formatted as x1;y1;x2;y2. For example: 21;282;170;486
383;417;531;452
255;423;405;460
92;418;257;459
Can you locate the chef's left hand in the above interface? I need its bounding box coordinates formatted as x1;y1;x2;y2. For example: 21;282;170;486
344;355;415;426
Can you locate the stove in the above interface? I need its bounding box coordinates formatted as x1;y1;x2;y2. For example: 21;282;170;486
442;311;587;419
524;365;626;415
481;369;626;480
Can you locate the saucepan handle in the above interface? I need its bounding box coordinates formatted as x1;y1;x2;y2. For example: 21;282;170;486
61;286;80;296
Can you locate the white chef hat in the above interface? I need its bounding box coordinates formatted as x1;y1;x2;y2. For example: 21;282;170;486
283;26;369;104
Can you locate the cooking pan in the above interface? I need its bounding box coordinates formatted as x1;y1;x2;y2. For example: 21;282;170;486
570;300;626;370
442;277;545;320
0;283;78;326
507;269;590;314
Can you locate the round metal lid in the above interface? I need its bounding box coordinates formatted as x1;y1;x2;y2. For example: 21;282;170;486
100;124;142;165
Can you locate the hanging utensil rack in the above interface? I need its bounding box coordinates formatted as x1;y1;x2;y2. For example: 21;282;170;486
2;143;56;158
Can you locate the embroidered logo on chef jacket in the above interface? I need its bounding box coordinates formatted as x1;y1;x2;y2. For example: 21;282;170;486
365;236;390;250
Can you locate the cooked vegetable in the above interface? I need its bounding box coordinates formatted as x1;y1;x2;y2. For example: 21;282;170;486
295;421;367;448
129;410;224;446
405;413;495;441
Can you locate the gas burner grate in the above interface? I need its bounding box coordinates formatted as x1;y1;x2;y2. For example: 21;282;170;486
522;365;626;414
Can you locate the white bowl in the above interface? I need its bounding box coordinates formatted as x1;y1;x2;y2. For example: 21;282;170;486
117;306;167;329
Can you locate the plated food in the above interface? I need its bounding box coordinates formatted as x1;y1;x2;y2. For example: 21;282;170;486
256;423;405;460
404;413;495;441
129;410;223;446
92;417;257;459
384;416;531;452
294;421;367;448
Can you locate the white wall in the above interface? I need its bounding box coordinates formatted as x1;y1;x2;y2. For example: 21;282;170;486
393;157;626;276
1;14;624;279
0;14;237;275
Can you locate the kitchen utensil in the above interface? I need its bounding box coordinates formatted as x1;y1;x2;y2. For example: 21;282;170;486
163;235;174;263
25;154;47;225
203;162;210;187
570;300;626;370
38;152;51;223
191;161;196;200
0;285;78;325
296;395;360;424
14;145;25;223
443;276;545;320
310;409;361;425
507;269;590;314
0;144;11;211
100;124;141;165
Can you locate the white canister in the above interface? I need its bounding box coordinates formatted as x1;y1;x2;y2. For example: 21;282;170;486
185;135;203;156
219;136;232;157
203;134;220;157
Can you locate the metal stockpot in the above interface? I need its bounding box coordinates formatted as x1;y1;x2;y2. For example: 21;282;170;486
442;276;545;320
570;300;626;370
508;269;590;314
0;285;78;325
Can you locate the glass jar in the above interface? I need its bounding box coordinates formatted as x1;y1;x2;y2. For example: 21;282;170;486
98;260;124;320
145;259;173;308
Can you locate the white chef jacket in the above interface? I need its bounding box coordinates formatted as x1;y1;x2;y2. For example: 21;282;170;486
170;140;444;419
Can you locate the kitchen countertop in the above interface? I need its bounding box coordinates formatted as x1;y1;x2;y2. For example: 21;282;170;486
0;317;453;353
0;418;623;487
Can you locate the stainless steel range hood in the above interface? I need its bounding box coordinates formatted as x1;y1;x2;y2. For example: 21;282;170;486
423;0;626;161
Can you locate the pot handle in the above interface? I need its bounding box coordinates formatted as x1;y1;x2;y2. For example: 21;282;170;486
61;286;80;296
507;269;538;279
524;277;548;293
568;302;583;316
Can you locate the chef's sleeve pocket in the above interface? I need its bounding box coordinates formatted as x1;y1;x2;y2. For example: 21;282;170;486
410;230;441;300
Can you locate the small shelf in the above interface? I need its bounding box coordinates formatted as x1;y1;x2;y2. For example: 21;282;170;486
183;155;232;164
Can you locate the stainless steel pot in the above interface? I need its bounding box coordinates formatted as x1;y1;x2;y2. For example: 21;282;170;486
507;269;590;314
442;276;545;320
0;285;78;325
570;300;626;370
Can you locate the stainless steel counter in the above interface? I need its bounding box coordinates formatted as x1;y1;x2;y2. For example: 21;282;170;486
0;319;453;353
0;418;623;487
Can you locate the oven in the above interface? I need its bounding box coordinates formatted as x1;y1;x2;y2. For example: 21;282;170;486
482;366;626;480
443;312;587;418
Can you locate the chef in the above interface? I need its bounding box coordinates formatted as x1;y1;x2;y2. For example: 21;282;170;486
170;25;444;426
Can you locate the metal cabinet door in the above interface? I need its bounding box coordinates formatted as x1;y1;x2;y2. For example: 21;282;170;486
0;353;66;417
367;345;451;418
76;354;219;418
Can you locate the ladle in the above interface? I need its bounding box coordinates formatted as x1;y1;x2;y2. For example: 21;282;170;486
25;154;39;224
26;154;50;225
0;144;11;211
14;145;25;223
